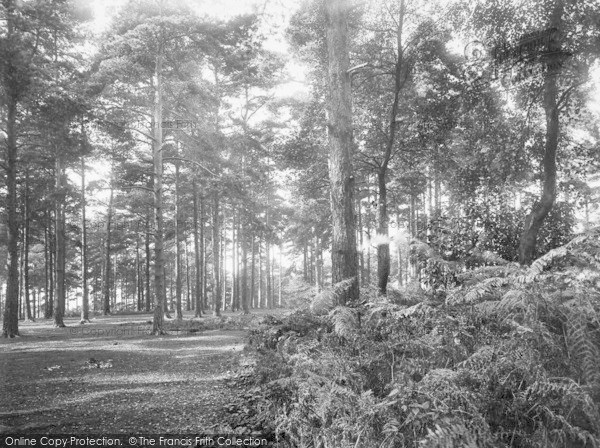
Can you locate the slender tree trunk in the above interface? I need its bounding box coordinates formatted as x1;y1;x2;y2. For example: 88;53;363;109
19;229;24;320
266;235;272;308
185;237;191;312
258;236;263;308
136;238;142;311
377;170;390;295
325;0;359;304
303;243;308;282
2;94;19;337
44;220;51;319
80;156;89;323
314;234;322;291
250;235;256;308
193;181;203;316
241;219;249;314
365;185;372;286
309;239;314;285
231;208;238;311
113;253;118;309
357;197;364;288
23;169;33;321
221;226;226;310
152;46;166;334
518;0;564;265
175;160;183;320
377;0;405;296
103;173;114;316
54;154;66;328
145;210;151;312
212;193;222;316
49;214;55;318
278;239;282;307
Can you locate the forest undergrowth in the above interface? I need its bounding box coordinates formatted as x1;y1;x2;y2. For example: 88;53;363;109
223;227;600;448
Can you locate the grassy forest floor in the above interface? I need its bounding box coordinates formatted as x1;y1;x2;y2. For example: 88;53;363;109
0;310;284;434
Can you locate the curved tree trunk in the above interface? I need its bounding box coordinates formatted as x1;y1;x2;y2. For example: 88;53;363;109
518;0;563;265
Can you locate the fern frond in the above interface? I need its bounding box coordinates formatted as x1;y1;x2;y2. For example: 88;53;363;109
310;278;356;314
448;277;509;305
329;306;360;339
566;314;600;386
421;421;496;448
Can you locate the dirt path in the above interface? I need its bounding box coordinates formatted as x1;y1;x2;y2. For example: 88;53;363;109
0;313;258;434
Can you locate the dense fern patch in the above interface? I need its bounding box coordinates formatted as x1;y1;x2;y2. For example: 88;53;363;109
224;228;600;447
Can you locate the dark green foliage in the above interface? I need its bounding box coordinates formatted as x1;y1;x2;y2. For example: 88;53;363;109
427;200;574;264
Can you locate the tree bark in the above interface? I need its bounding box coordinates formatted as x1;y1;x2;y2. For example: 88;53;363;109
44;219;50;319
80;155;89;323
23;169;33;321
2;94;19;337
377;169;390;295
325;0;359;304
231;208;238;311
174;160;183;320
145;208;151;312
212;193;222;316
258;235;263;308
250;235;256;308
193;181;203;316
185;235;191;311
152;46;166;334
377;0;405;296
102;172;114;316
518;0;563;265
240;216;249;314
54;153;66;328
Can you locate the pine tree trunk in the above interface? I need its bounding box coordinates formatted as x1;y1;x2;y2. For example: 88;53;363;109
152;47;166;334
23;169;33;321
44;220;51;319
212;193;222;316
103;173;114;316
2;94;20;337
48;214;55;318
145;210;151;312
80;156;89;323
54;154;66;328
231;208;238;311
193;181;203;316
258;236;263;308
357;197;364;288
185;236;191;312
175;160;183;320
266;236;272;308
278;240;282;307
136;238;142;311
303;243;308;282
250;235;256;308
325;0;359;304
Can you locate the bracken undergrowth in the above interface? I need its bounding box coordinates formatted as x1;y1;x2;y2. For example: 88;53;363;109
223;227;600;448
